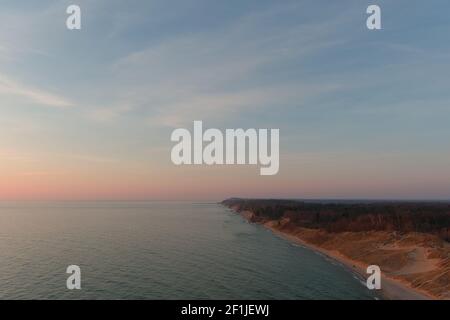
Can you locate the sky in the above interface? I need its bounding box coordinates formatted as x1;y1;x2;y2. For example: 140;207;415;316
1;0;450;200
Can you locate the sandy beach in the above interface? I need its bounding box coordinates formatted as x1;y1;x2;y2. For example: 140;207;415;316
264;223;433;300
234;209;443;300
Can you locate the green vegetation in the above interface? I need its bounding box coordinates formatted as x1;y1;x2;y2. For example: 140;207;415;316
222;199;450;242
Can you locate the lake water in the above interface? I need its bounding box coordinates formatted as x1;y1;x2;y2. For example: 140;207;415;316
0;201;378;299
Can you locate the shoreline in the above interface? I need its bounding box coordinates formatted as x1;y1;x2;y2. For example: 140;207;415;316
264;223;433;300
231;208;435;300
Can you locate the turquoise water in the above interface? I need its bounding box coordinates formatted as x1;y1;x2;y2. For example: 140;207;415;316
0;201;378;299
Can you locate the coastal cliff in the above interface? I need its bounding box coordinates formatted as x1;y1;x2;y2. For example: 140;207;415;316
222;198;450;300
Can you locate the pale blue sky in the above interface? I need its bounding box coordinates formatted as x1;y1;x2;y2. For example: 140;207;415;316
1;1;450;200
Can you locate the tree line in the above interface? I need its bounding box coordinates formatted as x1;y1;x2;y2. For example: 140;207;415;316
222;199;450;242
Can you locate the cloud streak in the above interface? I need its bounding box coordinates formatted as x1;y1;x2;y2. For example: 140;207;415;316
0;73;73;108
107;7;351;127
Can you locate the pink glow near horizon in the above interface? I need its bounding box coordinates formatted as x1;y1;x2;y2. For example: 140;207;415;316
2;165;450;201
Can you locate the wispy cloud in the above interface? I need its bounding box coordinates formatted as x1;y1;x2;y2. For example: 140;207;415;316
0;73;73;108
1;0;450;200
108;7;350;127
87;104;133;123
146;83;344;127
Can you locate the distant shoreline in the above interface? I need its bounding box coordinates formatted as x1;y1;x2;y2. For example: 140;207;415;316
221;200;448;300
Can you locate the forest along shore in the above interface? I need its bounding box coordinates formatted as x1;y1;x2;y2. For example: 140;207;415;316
221;198;450;300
